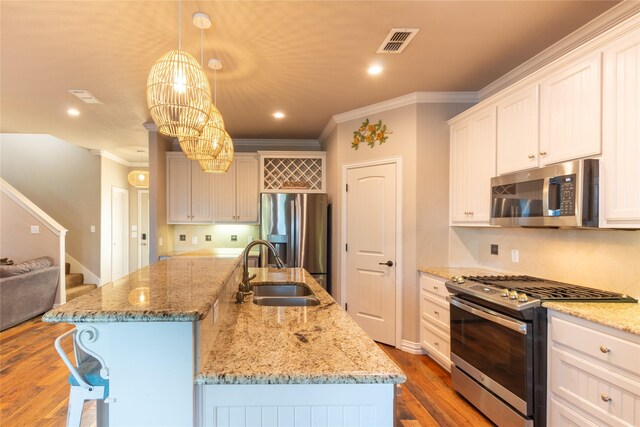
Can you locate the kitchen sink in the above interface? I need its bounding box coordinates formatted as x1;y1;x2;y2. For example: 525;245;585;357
251;283;320;306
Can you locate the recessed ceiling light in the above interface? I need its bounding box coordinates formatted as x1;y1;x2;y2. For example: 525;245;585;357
67;108;80;116
368;65;383;75
273;112;285;119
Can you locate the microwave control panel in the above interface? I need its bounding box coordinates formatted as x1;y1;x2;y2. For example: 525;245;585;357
549;175;576;216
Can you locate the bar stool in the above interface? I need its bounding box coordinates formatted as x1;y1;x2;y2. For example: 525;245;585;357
55;328;109;427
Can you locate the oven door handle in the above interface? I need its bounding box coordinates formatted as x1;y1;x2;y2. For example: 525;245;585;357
449;296;528;334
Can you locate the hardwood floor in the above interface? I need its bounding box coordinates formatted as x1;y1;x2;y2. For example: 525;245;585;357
380;345;494;427
1;317;492;426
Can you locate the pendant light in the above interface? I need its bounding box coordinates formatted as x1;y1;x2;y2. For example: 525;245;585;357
199;131;234;173
178;12;225;160
128;150;150;188
146;1;211;138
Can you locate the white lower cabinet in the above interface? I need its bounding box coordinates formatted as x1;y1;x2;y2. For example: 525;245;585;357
419;273;452;371
547;311;640;426
198;384;394;427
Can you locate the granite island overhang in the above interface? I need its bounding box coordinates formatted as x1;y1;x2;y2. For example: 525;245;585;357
43;253;405;427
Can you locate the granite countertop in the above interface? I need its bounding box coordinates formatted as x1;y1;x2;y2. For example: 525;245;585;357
43;255;240;323
197;267;407;385
544;301;640;335
419;266;500;280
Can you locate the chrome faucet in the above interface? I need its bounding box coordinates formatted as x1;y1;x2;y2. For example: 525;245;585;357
236;239;285;303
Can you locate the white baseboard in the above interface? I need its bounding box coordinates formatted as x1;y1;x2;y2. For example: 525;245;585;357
66;253;102;286
400;340;426;355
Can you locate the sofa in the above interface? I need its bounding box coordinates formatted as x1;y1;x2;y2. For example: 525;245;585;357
0;256;60;331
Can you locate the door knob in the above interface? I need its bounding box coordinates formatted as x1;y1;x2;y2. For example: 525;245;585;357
379;260;393;267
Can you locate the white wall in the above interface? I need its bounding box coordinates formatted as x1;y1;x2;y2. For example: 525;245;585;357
323;100;471;344
0;134;101;275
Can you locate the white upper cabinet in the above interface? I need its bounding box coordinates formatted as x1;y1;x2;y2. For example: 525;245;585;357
167;153;214;224
539;52;602;165
601;26;640;228
212;153;259;223
496;85;540;174
450;106;496;225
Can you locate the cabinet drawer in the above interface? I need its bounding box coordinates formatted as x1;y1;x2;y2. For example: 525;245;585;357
420;274;449;298
551;316;640;375
421;292;449;330
550;347;640;426
420;320;450;362
549;398;599;427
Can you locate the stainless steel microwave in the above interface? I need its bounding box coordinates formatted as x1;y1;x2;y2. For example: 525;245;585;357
490;159;599;228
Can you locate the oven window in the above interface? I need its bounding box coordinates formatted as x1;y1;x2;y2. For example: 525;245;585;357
450;303;532;405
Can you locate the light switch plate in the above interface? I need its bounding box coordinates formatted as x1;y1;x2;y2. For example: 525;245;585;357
192;236;198;244
90;225;96;233
30;225;40;234
511;249;519;263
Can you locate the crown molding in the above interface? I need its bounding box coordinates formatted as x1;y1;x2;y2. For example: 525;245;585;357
479;1;640;99
89;149;148;167
234;138;321;151
319;91;477;142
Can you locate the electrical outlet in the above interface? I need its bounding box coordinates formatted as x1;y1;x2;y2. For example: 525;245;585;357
30;225;40;234
205;235;212;242
511;249;519;263
192;236;198;244
159;237;163;246
179;234;186;241
248;236;254;244
491;244;499;255
230;235;238;242
90;225;96;233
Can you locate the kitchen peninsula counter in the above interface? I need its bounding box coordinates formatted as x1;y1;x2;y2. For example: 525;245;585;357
43;253;403;426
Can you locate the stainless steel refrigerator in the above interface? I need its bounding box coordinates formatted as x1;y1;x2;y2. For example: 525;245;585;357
260;193;329;290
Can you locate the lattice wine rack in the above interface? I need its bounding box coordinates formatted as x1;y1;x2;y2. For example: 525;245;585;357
259;152;326;193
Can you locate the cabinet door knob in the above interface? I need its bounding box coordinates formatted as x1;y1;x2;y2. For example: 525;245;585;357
434;342;439;347
539;151;547;156
528;154;535;160
433;286;438;291
599;345;610;353
434;311;439;316
600;393;612;402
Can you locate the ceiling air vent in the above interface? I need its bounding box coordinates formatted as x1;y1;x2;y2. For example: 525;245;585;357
68;89;103;104
376;28;420;54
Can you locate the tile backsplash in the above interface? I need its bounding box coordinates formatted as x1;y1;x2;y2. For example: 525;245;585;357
450;227;640;299
172;224;260;253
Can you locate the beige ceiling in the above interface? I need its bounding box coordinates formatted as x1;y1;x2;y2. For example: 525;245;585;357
0;1;620;161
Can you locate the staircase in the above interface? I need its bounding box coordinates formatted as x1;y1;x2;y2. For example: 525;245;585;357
65;263;97;301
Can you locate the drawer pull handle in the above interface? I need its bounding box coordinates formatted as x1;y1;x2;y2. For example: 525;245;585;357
600;394;612;402
599;345;610;353
433;286;438;290
434;342;439;347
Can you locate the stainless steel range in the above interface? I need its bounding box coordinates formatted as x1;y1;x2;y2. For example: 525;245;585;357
445;275;636;427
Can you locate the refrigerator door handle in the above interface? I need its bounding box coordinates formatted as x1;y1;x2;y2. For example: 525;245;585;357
290;199;296;268
295;197;302;268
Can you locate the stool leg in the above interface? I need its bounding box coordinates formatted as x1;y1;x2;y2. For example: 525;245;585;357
66;386;85;427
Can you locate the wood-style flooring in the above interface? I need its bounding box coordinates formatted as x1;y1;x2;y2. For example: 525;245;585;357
1;317;493;426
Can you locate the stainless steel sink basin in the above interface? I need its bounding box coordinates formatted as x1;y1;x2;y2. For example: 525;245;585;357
251;283;320;306
251;283;313;297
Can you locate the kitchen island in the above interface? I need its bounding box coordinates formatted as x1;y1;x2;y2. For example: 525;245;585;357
43;254;405;427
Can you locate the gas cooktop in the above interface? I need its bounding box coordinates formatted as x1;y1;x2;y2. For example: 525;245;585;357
445;274;637;311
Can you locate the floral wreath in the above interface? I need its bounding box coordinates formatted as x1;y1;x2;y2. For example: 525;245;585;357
352;118;391;150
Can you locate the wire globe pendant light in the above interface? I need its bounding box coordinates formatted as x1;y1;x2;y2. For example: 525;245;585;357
128;150;150;188
179;103;225;160
146;1;211;138
178;13;226;161
199;131;234;173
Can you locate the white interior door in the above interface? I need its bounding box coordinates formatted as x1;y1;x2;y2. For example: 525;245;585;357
111;187;129;281
138;190;150;268
346;162;397;345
